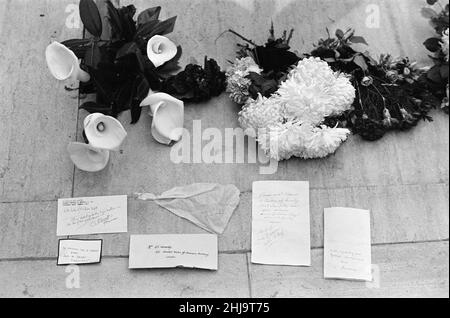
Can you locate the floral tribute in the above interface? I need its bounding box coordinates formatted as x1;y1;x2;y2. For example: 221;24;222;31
226;24;445;161
421;0;449;112
45;0;226;172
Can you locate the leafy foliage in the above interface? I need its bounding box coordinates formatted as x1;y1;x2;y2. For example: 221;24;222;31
229;24;300;98
230;25;440;142
310;29;437;141
62;0;226;123
421;0;449;112
79;0;102;37
161;57;226;103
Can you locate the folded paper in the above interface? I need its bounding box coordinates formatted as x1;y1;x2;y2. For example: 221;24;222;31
136;183;240;234
251;181;311;266
129;234;218;270
57;239;102;265
57;195;127;236
324;207;372;281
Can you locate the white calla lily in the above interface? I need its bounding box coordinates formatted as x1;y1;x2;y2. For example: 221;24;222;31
45;41;90;82
84;113;127;151
146;35;177;68
140;92;184;145
67;142;110;172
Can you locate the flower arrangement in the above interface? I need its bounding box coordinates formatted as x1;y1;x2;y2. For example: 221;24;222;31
45;0;226;171
421;0;449;112
309;29;436;141
226;24;443;161
226;26;355;160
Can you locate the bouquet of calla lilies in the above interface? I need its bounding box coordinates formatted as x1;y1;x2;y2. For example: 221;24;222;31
45;0;225;172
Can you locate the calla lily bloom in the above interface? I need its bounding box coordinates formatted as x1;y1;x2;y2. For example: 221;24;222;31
140;92;184;145
146;35;177;68
45;41;90;82
84;113;127;151
67;142;110;172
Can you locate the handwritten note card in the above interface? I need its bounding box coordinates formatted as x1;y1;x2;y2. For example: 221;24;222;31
324;207;372;281
129;234;218;270
251;181;311;266
57;195;127;236
57;239;102;265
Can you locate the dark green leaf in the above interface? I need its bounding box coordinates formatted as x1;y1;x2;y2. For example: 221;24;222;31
113;79;134;112
130;76;150;124
440;64;449;80
118;5;137;41
421;7;437;19
135;20;159;38
137;6;161;25
61;38;92;58
61;38;91;48
427;65;442;83
148;16;177;38
84;43;102;68
349;35;369;46
353;54;368;71
87;66;114;103
106;0;123;38
116;41;139;59
79;0;103;37
80;101;112;115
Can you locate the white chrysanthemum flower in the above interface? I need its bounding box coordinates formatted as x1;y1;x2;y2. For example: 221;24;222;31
238;94;283;138
257;121;305;161
226;57;263;104
236;57;355;161
441;28;449;62
274;57;355;125
257;123;350;160
299;125;350;159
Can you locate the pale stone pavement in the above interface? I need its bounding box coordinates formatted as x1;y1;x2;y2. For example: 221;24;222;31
0;0;448;297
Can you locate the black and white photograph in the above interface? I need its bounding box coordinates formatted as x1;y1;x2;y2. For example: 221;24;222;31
0;0;448;302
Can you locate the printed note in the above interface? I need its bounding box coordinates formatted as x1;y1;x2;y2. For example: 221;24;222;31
57;195;127;236
129;234;218;270
251;181;311;266
57;239;102;265
324;207;372;281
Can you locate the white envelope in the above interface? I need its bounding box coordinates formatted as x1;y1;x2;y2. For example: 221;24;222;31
129;234;218;270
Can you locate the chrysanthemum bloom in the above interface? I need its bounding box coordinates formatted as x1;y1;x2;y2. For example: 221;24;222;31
226;57;262;104
238;57;355;161
442;28;449;62
273;57;355;125
238;94;283;138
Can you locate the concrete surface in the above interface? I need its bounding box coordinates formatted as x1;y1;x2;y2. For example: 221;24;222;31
0;0;448;297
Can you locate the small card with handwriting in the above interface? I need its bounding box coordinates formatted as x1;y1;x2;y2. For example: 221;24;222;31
129;234;218;270
57;239;102;265
251;181;311;266
57;195;127;236
324;207;372;281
